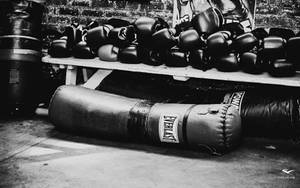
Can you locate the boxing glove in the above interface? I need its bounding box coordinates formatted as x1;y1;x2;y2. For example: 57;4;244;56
212;53;239;72
268;59;295;77
223;91;300;138
86;24;113;53
269;27;295;40
232;33;258;54
220;23;245;39
191;7;222;36
108;25;136;48
207;31;232;56
251;27;268;40
48;39;71;58
138;47;165;66
286;37;300;70
152;28;178;50
49;85;242;153
98;44;119;62
164;48;189;67
134;16;169;48
259;36;286;65
189;49;210;70
239;52;263;74
178;29;202;51
118;44;140;64
63;25;82;50
106;18;131;28
72;41;94;59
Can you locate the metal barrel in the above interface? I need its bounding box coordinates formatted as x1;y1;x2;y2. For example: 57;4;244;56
0;0;44;115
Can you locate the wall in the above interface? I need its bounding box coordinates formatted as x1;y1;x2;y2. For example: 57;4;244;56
44;0;300;32
44;0;173;31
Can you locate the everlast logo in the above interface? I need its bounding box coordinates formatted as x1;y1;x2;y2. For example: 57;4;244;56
159;114;180;143
224;91;245;114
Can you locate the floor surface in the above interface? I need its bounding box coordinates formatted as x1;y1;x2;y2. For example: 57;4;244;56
0;110;300;188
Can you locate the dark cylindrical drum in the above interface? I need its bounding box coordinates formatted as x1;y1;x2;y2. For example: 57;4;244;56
0;0;44;115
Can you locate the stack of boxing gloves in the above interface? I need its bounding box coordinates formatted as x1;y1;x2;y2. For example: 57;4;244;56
48;9;300;77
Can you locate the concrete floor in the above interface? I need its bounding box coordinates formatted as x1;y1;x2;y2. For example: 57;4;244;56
1;110;300;188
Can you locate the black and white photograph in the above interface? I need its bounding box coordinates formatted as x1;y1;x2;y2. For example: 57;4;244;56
0;0;300;187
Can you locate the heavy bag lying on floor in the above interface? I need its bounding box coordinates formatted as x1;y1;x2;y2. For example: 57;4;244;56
49;86;242;153
223;91;300;138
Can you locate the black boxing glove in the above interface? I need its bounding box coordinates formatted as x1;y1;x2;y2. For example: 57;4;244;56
178;29;202;51
118;44;140;64
268;59;295;77
152;28;177;50
164;47;188;67
220;23;245;39
138;46;165;66
106;18;131;28
232;33;258;54
108;25;136;48
72;41;94;59
134;16;169;48
269;27;295;41
239;52;263;74
48;39;71;58
207;31;232;57
98;44;119;62
189;49;210;70
251;27;268;41
63;24;82;50
191;7;223;36
286;37;300;70
212;53;239;72
86;24;113;53
258;36;286;66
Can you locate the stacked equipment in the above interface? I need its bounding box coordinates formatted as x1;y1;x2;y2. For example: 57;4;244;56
0;0;45;115
48;13;300;78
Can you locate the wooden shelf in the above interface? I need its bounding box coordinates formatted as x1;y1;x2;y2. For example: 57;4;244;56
42;56;300;88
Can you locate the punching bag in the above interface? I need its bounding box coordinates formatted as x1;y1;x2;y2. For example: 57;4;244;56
0;0;45;115
49;86;242;153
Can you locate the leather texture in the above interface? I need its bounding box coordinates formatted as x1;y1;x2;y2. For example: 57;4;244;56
212;53;239;72
118;45;140;64
232;33;258;54
239;52;263;74
72;41;94;59
191;7;222;35
86;24;113;53
223;91;300;138
98;44;119;62
48;39;71;58
178;29;201;51
49;86;242;153
134;16;169;48
286;37;300;70
152;28;177;50
207;31;231;56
